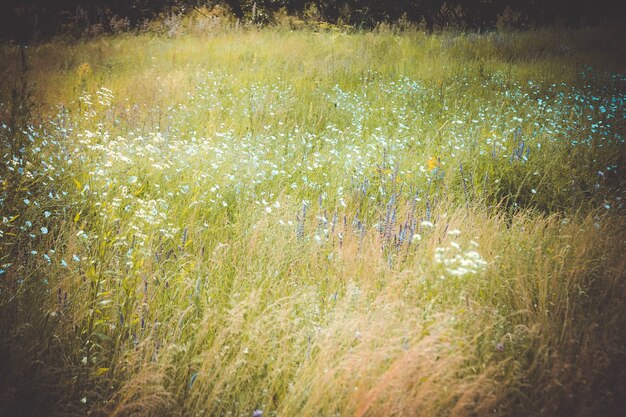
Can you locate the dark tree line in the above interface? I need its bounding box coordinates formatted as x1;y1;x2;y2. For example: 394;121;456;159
1;0;624;41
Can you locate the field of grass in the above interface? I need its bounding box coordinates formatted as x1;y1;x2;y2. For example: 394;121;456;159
1;23;625;417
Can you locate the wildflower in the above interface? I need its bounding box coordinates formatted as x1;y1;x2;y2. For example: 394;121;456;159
76;63;91;79
41;226;48;234
253;410;263;417
427;156;439;171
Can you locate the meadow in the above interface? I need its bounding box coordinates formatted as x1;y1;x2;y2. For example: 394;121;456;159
0;21;625;416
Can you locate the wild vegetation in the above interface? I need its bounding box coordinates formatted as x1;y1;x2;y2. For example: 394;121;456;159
0;18;625;417
3;0;625;41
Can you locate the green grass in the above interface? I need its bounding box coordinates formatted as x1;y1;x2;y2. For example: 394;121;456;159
1;23;625;417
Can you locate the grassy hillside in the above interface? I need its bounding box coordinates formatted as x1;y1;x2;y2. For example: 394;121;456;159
1;24;625;416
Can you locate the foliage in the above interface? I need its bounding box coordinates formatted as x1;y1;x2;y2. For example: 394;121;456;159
1;0;625;41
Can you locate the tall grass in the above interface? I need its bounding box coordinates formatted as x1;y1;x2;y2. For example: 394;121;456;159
0;23;625;416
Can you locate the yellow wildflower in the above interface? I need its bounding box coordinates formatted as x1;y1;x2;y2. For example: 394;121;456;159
76;62;91;77
76;62;91;85
427;156;439;171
